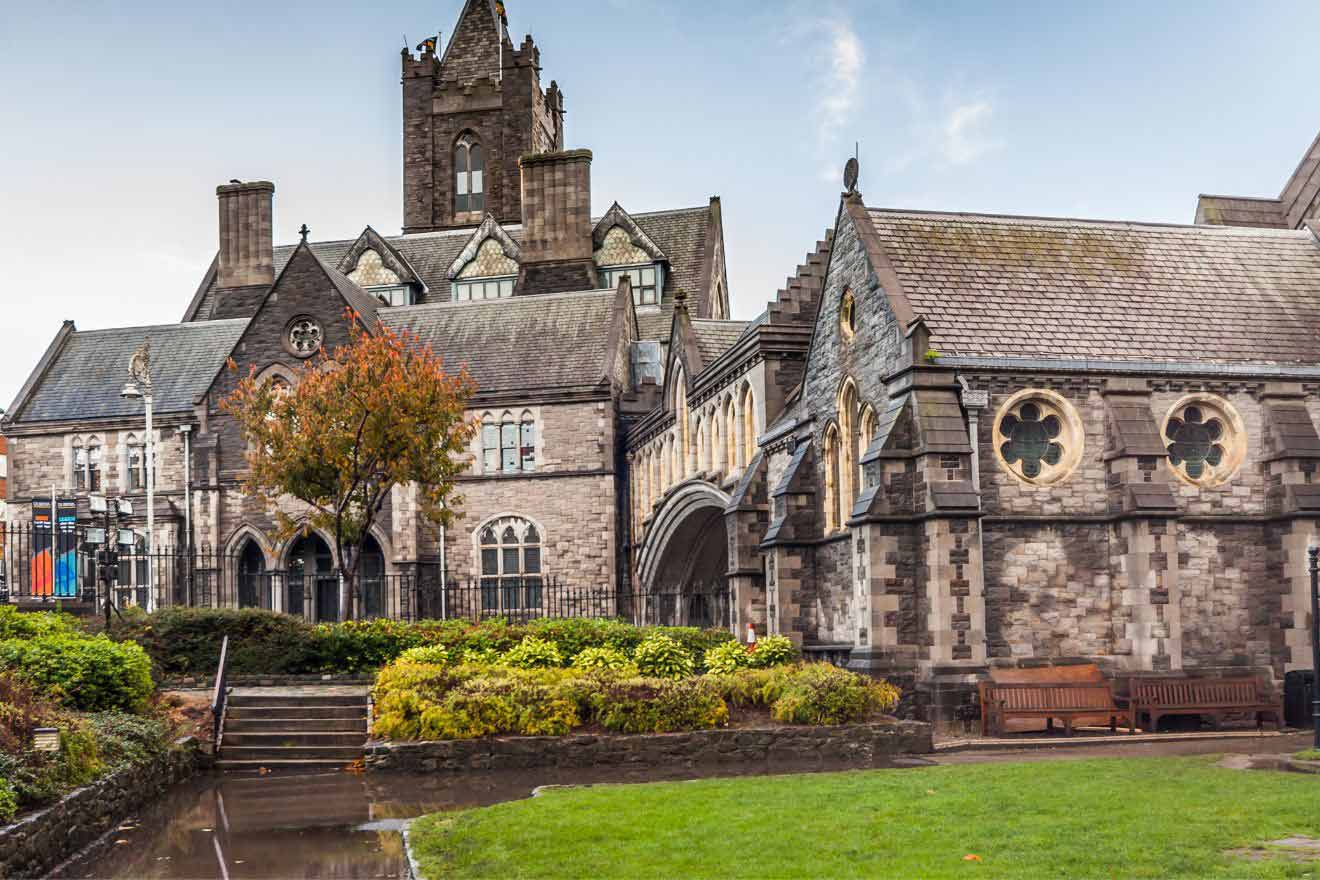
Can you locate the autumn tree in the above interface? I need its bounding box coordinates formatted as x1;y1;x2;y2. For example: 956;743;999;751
222;311;475;620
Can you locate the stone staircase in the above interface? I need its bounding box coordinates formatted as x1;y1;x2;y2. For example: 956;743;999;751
217;688;369;772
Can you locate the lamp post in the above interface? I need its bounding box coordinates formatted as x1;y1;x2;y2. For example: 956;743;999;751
1309;544;1320;750
121;342;155;614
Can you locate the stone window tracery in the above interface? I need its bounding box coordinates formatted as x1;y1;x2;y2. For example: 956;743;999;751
992;389;1084;486
837;379;859;518
478;517;542;612
480;411;536;474
287;318;323;358
1161;394;1246;487
454;134;484;215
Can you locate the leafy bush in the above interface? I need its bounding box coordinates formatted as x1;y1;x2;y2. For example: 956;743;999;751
398;645;452;665
459;647;502;666
0;777;16;824
591;678;729;734
0;607;83;640
634;634;695;679
749;635;797;668
704;640;753;674
0;634;153;712
571;646;637;675
501;637;563;669
86;712;172;771
769;664;899;725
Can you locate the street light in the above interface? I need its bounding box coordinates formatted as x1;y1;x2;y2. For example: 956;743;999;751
1309;544;1320;750
121;343;155;614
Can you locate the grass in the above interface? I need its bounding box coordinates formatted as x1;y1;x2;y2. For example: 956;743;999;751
409;757;1320;879
1296;749;1320;762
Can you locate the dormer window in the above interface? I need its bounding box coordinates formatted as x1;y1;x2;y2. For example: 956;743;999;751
371;285;414;307
455;134;484;214
454;277;515;301
599;265;660;305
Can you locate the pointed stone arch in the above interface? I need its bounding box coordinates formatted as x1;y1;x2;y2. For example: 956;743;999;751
636;479;732;593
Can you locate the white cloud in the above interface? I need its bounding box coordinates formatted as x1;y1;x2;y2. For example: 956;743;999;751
941;99;999;165
817;22;864;152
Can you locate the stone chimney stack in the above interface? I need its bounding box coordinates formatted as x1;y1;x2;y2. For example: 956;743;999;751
515;150;597;294
216;180;275;290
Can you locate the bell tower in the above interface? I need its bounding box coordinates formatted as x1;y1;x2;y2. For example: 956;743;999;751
402;0;566;234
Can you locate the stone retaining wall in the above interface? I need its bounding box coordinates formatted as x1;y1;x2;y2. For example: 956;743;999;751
366;721;932;774
0;737;207;880
161;672;376;689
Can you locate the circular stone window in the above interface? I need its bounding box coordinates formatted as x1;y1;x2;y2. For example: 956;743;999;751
1161;393;1246;487
992;389;1084;485
286;317;323;358
839;289;857;340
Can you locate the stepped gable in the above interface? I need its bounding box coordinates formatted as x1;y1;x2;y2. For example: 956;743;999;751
765;229;835;329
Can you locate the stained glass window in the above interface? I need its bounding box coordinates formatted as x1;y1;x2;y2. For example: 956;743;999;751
998;402;1063;479
1165;406;1225;480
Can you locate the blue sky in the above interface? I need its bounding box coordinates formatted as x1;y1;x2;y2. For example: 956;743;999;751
2;0;1318;409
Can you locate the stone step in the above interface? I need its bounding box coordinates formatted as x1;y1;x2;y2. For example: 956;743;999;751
215;758;359;772
219;744;365;761
224;716;367;734
222;731;366;748
226;705;367;721
228;693;367;708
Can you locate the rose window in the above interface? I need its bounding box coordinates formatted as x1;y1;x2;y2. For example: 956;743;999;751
992;389;1083;485
999;403;1063;479
288;319;323;356
1161;395;1245;486
1164;406;1224;480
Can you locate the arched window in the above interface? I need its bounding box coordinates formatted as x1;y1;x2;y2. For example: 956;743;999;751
742;384;757;464
711;409;724;474
125;434;145;492
86;441;102;492
519;411;536;472
479;517;543;614
725;397;739;470
859;404;877;490
838;380;859;520
72;438;86;491
482;411;536;474
481;414;498;473
454;134;485;214
674;367;690;477
659;436;671;490
824;425;841;533
695;418;707;473
237;539;266;609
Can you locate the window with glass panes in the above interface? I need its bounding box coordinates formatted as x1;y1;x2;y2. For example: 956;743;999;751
454;135;484;214
453;277;514;301
481;413;536;474
478;518;543;612
370;285;413;307
74;443;102;492
599;265;659;305
126;438;144;491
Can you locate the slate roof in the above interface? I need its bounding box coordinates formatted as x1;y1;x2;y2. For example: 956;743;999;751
378;289;617;394
185;206;714;337
866;209;1320;365
10;320;248;424
691;319;750;368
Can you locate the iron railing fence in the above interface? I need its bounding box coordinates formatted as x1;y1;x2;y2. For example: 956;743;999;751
0;523;730;628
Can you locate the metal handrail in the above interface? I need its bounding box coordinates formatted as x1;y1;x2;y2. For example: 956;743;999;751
211;634;230;747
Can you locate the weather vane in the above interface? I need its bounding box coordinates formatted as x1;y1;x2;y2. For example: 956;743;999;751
844;144;860;196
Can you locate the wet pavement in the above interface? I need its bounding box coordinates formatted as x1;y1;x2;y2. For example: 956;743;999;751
60;757;924;880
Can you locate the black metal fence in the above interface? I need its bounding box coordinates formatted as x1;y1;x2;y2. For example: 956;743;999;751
0;523;730;628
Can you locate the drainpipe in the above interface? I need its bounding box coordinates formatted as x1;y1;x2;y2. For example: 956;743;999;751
959;379;989;669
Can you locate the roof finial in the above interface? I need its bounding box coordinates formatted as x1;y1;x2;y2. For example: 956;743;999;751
299;224;310;243
843;151;860;196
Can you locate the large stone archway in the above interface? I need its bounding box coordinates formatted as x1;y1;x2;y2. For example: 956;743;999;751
636;481;732;628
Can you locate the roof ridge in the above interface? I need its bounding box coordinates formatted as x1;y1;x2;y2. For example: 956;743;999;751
72;317;250;336
867;206;1313;236
388;287;616;314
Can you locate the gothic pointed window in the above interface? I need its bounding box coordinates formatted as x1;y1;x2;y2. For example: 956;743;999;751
520;412;536;472
86;442;102;492
478;517;543;614
455;135;484;215
992;389;1084;486
481;414;499;473
742;384;757;465
1162;394;1246;487
837;379;859;517
824;424;841;533
126;434;145;492
500;412;518;472
72;440;87;491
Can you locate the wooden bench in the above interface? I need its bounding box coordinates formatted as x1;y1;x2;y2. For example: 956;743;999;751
979;682;1131;737
1129;677;1284;732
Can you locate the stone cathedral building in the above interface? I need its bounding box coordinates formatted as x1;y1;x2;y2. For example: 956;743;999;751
4;0;1320;710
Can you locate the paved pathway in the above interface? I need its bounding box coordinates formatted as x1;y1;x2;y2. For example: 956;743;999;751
933;730;1312;764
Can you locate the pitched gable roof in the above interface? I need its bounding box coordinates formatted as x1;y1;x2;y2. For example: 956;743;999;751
6;319;248;425
337;226;424;291
593;202;667;262
438;0;509;85
447;214;522;279
862;207;1320;366
379;289;620;394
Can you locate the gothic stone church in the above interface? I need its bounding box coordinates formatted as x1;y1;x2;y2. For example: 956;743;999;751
5;0;1320;705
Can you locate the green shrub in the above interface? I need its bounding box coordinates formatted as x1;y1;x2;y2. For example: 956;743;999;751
570;646;637;674
748;635;797;668
500;637;563;669
633;634;694;679
704;640;753;674
0;777;17;824
0;634;153;712
86;712;171;771
398;645;452;665
0;607;83;640
592;678;729;734
459;647;502;666
769;663;899;725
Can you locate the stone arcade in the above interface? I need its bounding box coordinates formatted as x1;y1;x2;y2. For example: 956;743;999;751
4;0;1320;716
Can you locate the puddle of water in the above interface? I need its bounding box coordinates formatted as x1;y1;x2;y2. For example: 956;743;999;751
62;757;923;879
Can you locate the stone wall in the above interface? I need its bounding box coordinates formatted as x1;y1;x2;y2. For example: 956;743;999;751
0;737;206;880
365;720;932;773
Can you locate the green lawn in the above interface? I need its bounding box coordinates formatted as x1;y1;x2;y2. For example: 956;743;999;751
409;757;1320;879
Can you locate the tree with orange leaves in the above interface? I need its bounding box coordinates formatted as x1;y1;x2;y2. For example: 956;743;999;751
222;310;475;620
